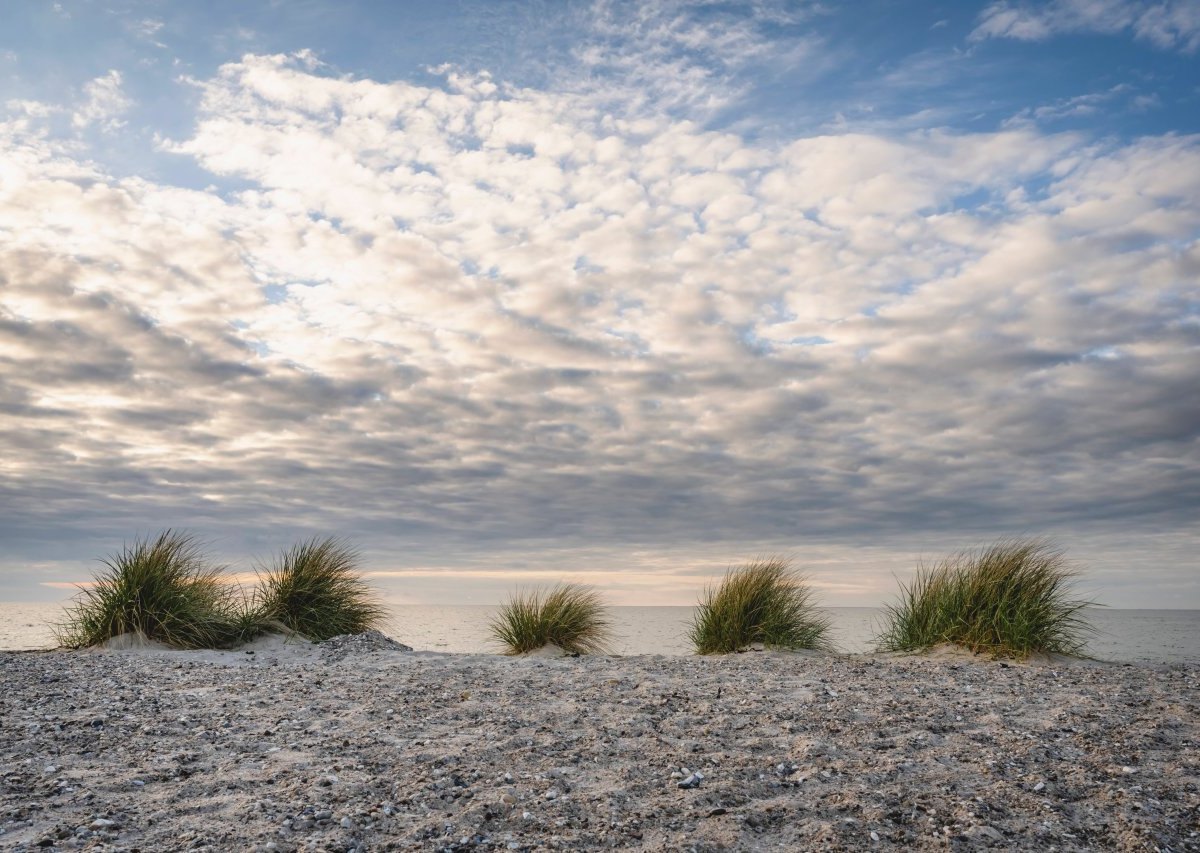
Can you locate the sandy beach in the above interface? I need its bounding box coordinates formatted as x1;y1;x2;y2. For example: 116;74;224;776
1;636;1195;852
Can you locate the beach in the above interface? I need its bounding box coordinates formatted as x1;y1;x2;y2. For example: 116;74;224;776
1;638;1195;852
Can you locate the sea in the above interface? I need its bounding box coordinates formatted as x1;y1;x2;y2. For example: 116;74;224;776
3;602;1197;664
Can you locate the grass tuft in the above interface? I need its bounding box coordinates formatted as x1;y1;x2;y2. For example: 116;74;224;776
689;557;831;654
250;537;387;642
875;538;1094;659
56;530;244;650
490;583;612;655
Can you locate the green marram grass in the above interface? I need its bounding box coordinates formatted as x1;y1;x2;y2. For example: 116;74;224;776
875;538;1094;659
490;583;613;655
250;537;387;642
689;557;832;654
56;530;246;650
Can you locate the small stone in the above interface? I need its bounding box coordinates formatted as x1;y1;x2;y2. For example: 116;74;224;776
1033;782;1045;792
870;830;880;842
967;825;1005;843
340;816;355;829
89;818;115;830
1121;766;1136;775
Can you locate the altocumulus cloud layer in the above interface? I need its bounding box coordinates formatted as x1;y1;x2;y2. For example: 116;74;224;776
1;2;1198;606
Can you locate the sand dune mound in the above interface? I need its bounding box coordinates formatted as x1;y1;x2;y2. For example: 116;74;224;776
318;629;413;659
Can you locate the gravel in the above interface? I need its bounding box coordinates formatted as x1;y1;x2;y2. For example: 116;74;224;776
0;639;1196;851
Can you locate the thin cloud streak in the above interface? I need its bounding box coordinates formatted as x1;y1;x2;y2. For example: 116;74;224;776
972;0;1200;53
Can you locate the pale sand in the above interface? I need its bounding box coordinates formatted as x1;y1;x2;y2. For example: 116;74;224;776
0;637;1195;851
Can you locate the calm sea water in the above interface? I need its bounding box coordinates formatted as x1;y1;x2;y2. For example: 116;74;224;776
4;602;1197;664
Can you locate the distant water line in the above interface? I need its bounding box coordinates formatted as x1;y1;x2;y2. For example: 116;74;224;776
1;602;1196;663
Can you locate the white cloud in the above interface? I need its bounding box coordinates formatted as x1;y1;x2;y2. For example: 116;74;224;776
135;18;164;38
5;99;59;119
71;70;133;132
972;0;1200;53
1;50;1198;604
127;17;167;49
566;0;825;116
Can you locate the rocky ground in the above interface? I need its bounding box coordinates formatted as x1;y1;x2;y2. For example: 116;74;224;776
0;635;1196;852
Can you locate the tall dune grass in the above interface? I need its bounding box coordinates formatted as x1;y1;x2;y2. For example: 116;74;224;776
490;583;612;655
56;530;244;649
250;537;386;641
689;557;831;654
876;538;1094;658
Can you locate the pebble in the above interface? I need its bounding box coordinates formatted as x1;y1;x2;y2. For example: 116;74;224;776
967;825;1005;843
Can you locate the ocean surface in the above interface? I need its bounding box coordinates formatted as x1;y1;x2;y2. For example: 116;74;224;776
3;602;1197;664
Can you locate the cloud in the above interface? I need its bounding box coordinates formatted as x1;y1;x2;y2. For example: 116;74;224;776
1003;82;1151;125
133;18;165;39
71;70;133;132
566;0;825;116
1;48;1198;604
971;0;1200;53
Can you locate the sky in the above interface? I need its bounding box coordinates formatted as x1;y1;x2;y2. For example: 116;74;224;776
1;0;1198;608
